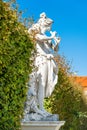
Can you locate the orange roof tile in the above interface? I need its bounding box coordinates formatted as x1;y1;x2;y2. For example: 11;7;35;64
74;76;87;87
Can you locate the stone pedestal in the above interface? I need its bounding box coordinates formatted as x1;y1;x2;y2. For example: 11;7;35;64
21;121;65;130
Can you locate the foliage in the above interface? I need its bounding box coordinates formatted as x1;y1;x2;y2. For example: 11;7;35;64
0;0;34;129
45;55;87;130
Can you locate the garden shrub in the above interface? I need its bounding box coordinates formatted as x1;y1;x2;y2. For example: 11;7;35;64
0;1;34;129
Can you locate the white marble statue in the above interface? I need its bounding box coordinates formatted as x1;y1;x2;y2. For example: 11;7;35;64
23;12;61;121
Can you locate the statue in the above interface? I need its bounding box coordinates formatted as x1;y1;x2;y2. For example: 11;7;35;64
22;12;61;121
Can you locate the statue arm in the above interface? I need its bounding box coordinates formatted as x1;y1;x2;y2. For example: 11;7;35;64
35;34;52;41
35;31;56;42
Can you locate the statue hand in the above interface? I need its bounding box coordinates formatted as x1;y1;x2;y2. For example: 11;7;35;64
47;54;54;60
50;31;57;38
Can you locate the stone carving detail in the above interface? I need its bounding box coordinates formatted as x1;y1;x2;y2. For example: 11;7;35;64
22;12;61;122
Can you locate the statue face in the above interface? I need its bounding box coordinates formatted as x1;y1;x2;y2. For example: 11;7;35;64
45;23;52;31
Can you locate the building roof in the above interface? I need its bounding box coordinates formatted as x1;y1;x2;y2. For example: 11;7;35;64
74;76;87;89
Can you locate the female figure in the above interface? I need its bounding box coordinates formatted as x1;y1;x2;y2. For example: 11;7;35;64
23;12;60;121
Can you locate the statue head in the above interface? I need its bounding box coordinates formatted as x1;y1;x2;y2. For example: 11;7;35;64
38;12;53;32
28;12;54;36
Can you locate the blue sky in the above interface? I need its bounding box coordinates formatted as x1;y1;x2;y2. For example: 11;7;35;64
17;0;87;76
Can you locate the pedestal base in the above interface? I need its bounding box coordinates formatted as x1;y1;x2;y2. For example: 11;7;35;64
21;121;65;130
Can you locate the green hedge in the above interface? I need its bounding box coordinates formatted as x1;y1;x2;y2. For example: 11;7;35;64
0;1;34;129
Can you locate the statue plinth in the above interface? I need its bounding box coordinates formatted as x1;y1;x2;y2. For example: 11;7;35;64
21;121;65;130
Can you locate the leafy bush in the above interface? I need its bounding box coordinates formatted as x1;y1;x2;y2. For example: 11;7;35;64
45;56;87;130
0;1;34;129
